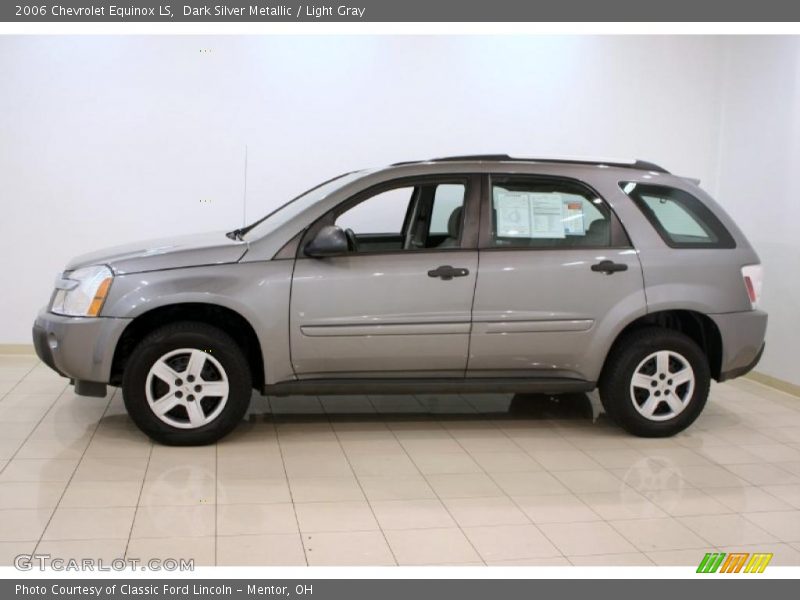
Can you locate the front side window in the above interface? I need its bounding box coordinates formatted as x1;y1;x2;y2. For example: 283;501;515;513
332;180;467;253
621;182;735;248
336;187;414;235
429;184;466;235
490;178;613;248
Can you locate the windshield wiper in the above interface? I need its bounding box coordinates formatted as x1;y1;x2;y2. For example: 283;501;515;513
226;228;245;241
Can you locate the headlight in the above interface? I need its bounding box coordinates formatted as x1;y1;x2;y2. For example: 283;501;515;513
51;265;114;317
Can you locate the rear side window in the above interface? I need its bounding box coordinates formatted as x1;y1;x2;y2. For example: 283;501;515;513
621;182;736;249
490;178;617;248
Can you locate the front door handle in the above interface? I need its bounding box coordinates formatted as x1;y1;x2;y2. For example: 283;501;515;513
428;265;470;280
591;260;628;274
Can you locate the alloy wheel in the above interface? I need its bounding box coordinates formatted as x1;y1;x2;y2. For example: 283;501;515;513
629;350;695;421
145;348;230;429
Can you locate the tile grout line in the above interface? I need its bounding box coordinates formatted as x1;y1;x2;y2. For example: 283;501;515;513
0;359;41;404
603;513;715;557
474;413;613;562
501;414;728;509
214;437;219;566
498;427;739;559
453;410;740;561
437;413;571;565
271;399;310;567
31;386;117;554
380;409;488;566
119;422;154;560
0;362;67;476
327;396;400;566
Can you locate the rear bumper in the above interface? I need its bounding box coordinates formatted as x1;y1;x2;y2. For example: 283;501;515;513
710;309;768;382
718;342;765;382
32;309;132;396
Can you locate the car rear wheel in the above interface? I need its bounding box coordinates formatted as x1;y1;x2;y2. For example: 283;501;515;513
122;322;252;445
599;327;710;437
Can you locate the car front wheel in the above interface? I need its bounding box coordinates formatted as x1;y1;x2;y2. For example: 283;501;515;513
122;322;252;445
599;327;710;437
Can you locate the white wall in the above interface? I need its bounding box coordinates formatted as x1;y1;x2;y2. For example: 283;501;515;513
714;37;800;386
0;35;726;345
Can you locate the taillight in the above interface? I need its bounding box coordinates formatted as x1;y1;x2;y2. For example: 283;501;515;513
741;264;763;309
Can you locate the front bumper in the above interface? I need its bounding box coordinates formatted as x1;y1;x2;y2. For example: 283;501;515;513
32;309;132;396
710;309;768;382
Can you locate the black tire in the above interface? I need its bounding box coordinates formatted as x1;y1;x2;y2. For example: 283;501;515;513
122;321;252;445
599;327;710;437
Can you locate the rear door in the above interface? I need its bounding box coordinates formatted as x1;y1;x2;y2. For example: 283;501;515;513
290;175;481;378
468;174;647;382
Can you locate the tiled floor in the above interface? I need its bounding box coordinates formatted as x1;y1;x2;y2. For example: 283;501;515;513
1;354;800;566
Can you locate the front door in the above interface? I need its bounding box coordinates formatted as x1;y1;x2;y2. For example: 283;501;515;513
468;174;647;381
290;175;480;378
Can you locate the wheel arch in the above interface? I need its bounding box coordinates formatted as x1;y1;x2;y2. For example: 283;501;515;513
603;309;723;381
110;302;265;390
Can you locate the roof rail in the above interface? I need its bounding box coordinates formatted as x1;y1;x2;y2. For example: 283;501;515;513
391;154;670;174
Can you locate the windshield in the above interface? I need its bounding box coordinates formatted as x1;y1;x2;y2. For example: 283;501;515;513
240;171;364;241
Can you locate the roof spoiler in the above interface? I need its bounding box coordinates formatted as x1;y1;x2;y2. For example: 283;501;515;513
681;176;701;186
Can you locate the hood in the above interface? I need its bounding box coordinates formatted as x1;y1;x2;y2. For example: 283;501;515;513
65;231;249;275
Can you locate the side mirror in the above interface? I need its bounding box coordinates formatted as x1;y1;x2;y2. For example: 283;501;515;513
304;225;349;258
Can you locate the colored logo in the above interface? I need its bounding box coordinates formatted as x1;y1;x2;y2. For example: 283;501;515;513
696;552;773;573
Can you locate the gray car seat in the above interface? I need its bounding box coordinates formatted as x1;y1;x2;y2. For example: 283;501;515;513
584;218;610;245
438;206;463;248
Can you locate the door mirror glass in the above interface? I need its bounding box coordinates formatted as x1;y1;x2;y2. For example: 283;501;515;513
304;225;349;257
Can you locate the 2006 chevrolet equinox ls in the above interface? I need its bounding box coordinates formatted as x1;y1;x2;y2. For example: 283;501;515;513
32;155;767;445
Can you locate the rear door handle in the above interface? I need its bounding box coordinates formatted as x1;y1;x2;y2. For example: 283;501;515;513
591;260;628;274
428;265;470;280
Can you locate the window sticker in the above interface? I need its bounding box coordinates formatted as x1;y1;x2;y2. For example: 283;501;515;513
495;191;532;237
529;193;566;239
563;200;586;235
495;191;568;239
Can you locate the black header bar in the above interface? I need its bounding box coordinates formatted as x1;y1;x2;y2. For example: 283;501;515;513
3;0;800;22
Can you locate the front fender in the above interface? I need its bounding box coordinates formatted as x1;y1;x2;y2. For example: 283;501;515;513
102;261;295;384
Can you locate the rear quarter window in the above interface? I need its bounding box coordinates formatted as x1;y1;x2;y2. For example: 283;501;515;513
620;182;736;249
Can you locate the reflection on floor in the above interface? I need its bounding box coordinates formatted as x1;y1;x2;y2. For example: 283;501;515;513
1;354;800;567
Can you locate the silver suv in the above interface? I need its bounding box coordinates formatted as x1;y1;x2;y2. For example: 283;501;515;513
32;156;767;445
